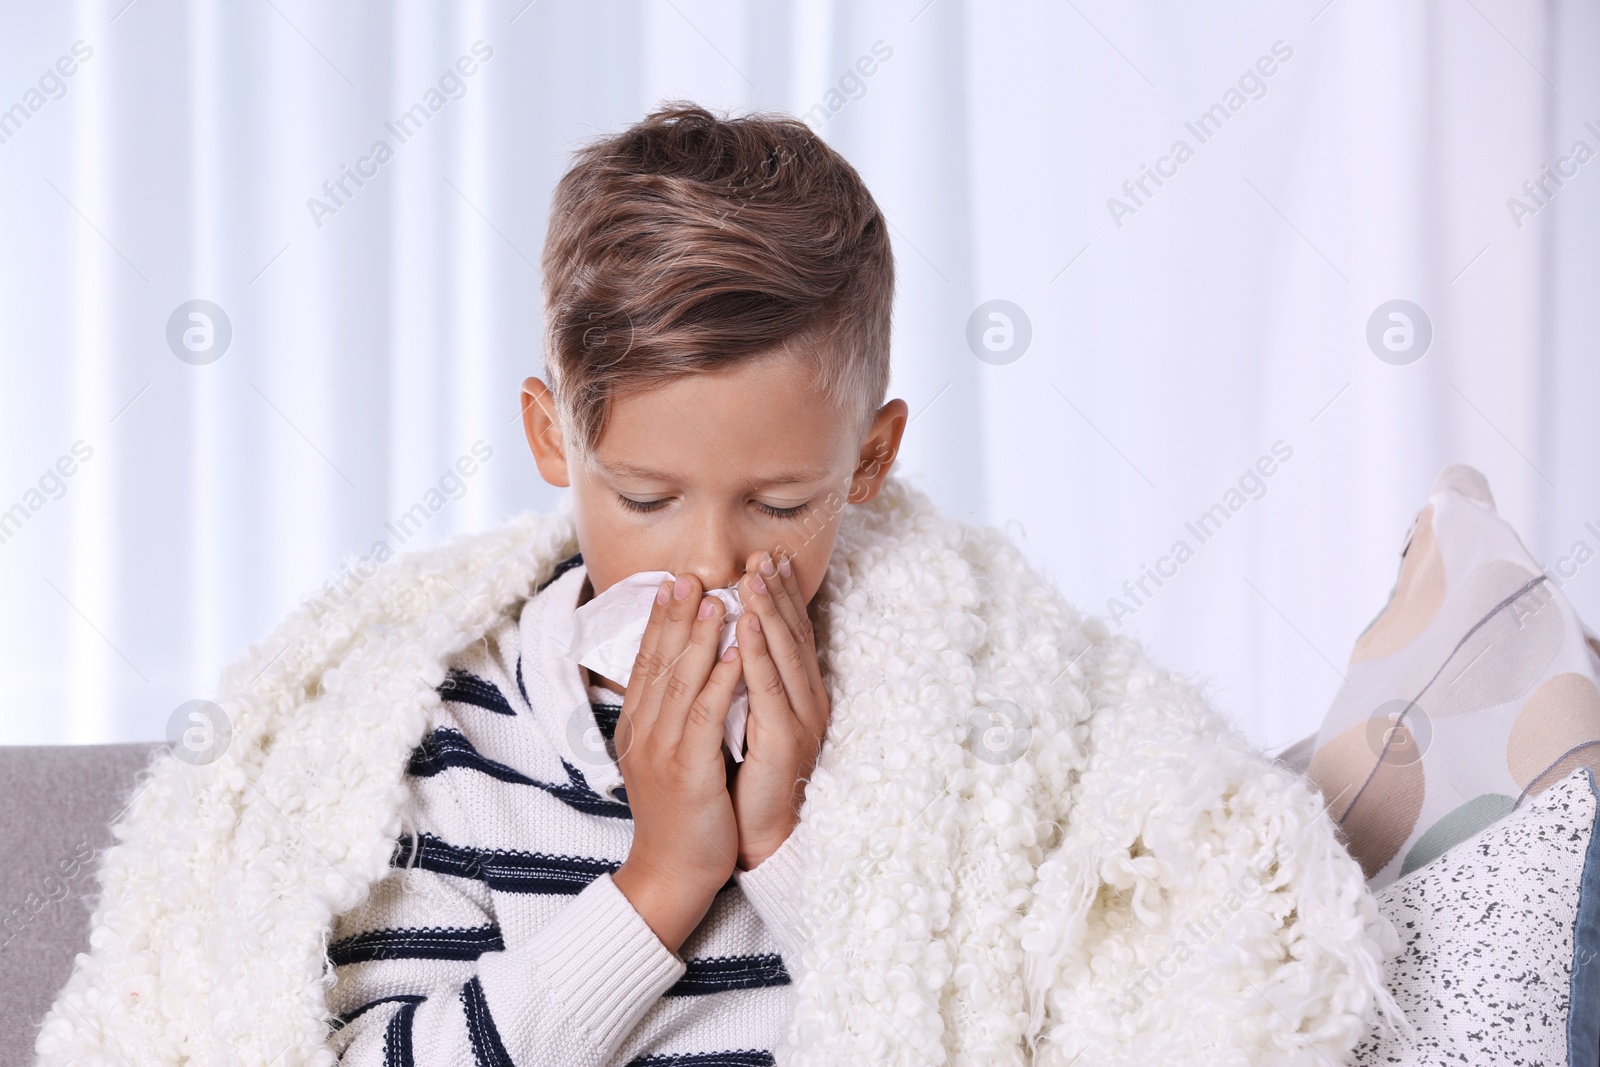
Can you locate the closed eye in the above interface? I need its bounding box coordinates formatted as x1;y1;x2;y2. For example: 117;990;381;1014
615;494;811;520
615;494;666;515
756;500;810;520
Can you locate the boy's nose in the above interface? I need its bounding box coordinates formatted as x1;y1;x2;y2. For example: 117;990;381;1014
675;528;760;594
673;561;744;596
679;570;739;595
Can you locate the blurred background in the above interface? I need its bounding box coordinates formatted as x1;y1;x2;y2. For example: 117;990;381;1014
1;0;1595;754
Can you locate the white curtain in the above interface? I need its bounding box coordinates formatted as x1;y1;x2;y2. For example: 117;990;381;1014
2;0;1594;753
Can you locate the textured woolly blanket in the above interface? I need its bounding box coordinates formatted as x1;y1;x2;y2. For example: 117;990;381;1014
35;470;1409;1066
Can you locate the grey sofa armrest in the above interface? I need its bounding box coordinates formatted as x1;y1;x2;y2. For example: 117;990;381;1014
0;742;170;1067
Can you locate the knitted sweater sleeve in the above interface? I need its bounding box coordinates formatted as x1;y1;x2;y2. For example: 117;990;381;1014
734;817;808;963
327;769;686;1065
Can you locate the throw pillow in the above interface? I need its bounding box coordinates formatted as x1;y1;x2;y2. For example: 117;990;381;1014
1306;463;1600;891
1352;765;1600;1065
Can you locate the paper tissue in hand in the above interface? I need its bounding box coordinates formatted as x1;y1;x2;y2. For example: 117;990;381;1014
554;571;750;762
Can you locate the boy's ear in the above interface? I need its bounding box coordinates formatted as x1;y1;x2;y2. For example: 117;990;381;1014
848;398;908;504
521;377;572;488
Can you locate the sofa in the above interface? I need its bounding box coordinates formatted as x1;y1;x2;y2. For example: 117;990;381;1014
0;731;1319;1064
0;742;169;1067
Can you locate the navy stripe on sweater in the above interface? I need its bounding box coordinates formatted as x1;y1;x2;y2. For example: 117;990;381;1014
536;551;584;593
385;999;418;1066
591;698;622;748
461;975;516;1067
625;1052;775;1067
332;993;427;1030
665;953;791;996
406;725;633;819
437;668;517;717
515;654;530;708
329;923;505;966
391;831;620;895
390;831;741;899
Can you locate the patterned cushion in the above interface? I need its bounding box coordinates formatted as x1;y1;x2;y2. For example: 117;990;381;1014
1353;766;1600;1065
1306;463;1600;892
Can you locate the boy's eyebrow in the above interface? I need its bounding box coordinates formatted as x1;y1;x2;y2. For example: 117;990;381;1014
597;458;834;486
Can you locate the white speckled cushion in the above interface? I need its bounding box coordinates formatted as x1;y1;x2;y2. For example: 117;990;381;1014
1353;765;1600;1065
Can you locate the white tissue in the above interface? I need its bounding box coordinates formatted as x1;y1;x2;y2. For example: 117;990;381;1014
554;570;750;762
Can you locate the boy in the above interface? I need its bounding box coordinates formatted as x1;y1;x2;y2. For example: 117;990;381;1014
34;96;1400;1067
325;101;907;1065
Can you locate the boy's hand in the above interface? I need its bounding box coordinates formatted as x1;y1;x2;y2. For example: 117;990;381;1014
612;573;745;955
729;549;832;870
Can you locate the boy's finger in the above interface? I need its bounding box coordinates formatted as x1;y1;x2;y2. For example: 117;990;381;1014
639;573;703;716
740;568;812;721
654;593;727;752
775;552;829;720
627;578;678;735
635;579;674;660
750;551;807;650
773;552;807;635
735;610;804;732
680;633;745;761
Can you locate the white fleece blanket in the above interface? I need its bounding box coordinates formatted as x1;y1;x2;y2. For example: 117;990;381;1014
35;471;1410;1066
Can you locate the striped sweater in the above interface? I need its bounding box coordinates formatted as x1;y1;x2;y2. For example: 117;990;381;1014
325;551;806;1066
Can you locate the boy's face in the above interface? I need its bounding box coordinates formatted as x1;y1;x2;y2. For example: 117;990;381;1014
520;349;906;610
